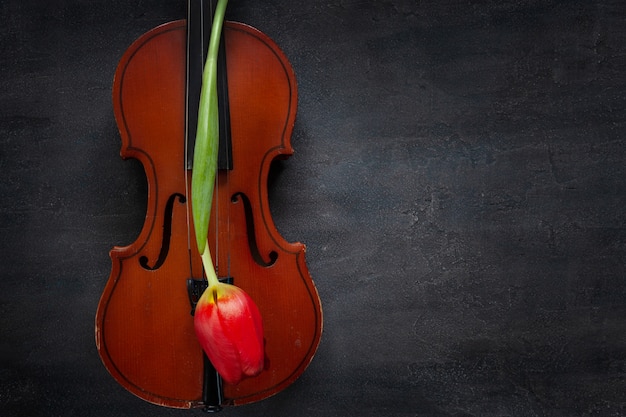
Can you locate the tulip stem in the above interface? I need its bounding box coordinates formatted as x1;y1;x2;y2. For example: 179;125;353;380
191;0;229;256
201;244;221;288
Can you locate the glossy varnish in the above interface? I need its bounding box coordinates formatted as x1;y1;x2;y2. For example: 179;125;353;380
95;19;322;409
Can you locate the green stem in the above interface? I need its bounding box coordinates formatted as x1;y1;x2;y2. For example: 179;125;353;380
201;245;220;288
191;0;229;256
207;0;229;68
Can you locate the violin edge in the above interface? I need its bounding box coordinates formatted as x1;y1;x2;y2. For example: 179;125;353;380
97;18;324;409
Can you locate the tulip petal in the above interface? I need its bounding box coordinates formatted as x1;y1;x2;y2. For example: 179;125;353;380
218;289;264;377
195;292;241;383
194;283;264;384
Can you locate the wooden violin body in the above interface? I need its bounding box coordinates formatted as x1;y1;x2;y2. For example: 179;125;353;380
95;19;322;408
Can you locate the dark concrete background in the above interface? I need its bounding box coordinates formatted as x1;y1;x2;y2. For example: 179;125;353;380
1;0;625;416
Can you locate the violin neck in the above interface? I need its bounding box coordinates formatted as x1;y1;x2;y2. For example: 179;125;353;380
186;0;232;171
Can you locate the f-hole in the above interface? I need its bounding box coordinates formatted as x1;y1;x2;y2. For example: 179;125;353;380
231;192;278;267
140;193;186;270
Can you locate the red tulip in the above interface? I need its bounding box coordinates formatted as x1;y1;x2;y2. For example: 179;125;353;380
194;282;264;384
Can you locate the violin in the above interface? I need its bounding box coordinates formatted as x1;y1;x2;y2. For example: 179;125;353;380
95;0;322;410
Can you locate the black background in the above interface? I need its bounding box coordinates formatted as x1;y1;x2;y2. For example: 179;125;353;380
2;0;626;416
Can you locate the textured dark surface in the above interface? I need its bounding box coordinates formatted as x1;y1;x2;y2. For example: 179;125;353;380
2;0;626;416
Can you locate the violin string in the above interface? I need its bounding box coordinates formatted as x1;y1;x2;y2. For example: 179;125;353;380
184;0;194;280
218;0;232;280
224;89;232;282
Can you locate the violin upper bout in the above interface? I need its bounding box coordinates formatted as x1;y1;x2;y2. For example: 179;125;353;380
112;20;187;167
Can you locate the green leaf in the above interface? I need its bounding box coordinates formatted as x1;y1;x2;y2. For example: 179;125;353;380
191;0;229;255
